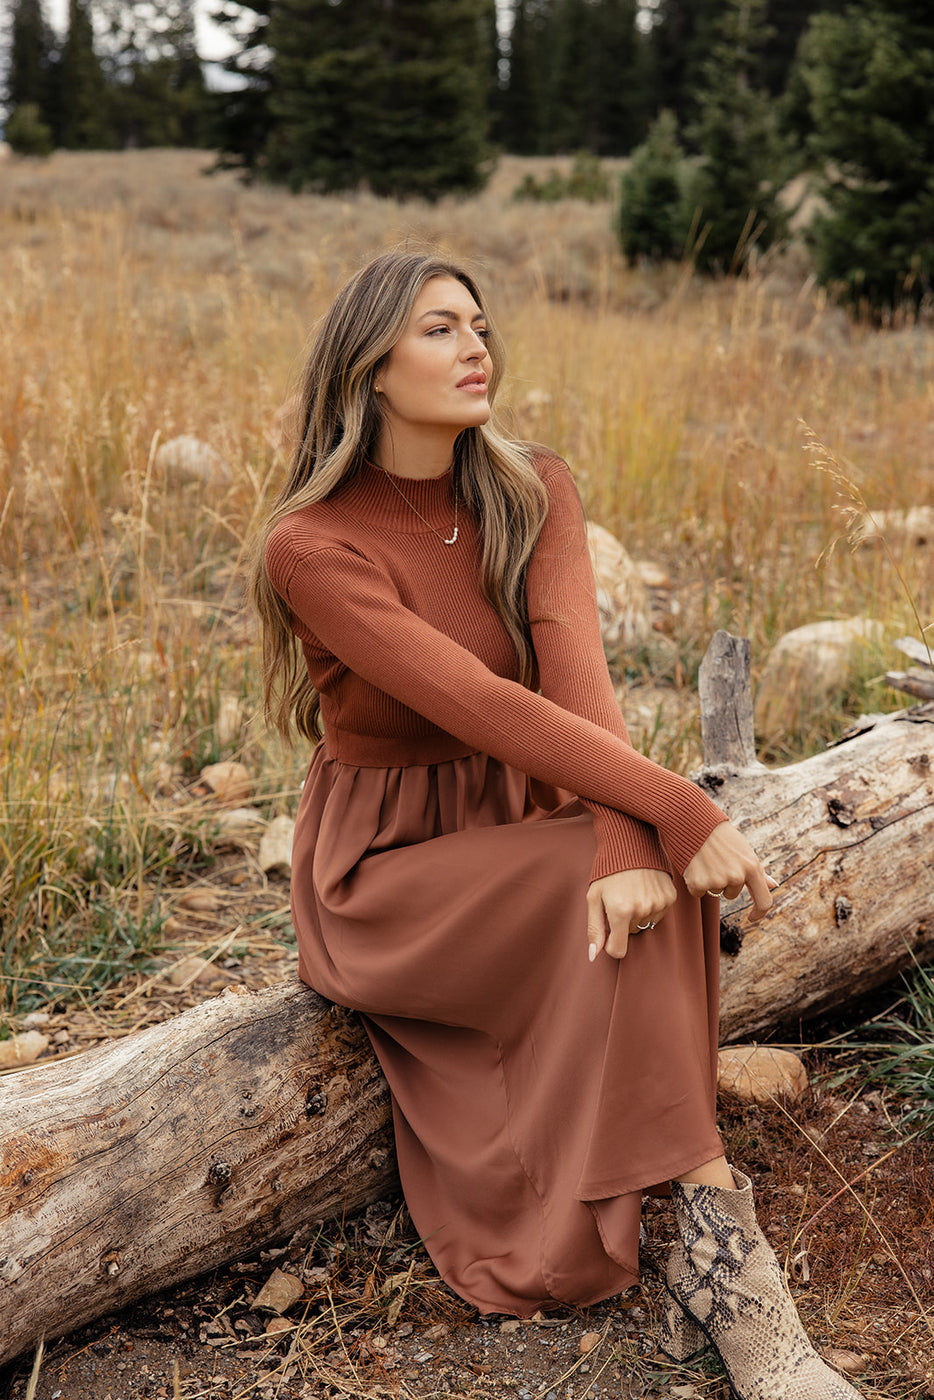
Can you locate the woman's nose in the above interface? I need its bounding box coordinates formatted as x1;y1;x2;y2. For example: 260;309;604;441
463;330;487;358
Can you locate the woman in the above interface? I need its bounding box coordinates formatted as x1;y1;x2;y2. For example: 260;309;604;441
253;250;862;1400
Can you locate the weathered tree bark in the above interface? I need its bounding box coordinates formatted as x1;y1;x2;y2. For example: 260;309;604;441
0;985;396;1368
3;634;934;1366
697;631;934;1040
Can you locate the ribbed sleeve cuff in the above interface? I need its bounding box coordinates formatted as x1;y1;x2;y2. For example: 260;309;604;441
586;803;671;884
658;783;729;873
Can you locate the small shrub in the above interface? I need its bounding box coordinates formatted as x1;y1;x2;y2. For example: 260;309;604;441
5;103;54;158
514;151;610;203
618;110;691;266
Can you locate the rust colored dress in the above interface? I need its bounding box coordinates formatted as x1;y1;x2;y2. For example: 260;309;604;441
265;448;727;1317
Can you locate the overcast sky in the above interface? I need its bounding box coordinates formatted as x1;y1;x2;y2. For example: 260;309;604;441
40;2;516;59
42;0;240;61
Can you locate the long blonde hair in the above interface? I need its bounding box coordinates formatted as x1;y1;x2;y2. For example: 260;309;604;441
252;250;549;741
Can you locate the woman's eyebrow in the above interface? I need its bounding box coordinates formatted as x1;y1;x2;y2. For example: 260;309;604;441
416;308;487;324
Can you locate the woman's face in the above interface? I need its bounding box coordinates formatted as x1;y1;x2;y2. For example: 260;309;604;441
376;276;493;437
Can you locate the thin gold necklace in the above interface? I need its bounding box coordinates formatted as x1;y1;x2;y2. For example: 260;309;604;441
378;467;459;545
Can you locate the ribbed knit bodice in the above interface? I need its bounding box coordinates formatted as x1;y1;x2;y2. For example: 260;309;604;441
265;451;726;878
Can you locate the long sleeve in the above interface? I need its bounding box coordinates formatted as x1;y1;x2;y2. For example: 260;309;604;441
526;452;673;881
268;530;726;875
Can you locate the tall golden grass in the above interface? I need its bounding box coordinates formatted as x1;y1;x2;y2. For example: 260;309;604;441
1;148;931;1015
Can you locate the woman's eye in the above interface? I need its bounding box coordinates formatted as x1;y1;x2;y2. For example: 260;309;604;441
476;328;490;340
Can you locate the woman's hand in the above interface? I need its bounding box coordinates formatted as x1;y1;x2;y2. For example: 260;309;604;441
683;821;777;920
587;868;677;962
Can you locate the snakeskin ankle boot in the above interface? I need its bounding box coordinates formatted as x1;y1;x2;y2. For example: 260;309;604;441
660;1169;864;1400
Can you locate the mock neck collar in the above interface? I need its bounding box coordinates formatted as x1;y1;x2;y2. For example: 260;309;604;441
334;460;459;534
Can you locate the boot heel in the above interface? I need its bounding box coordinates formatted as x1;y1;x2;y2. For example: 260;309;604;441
658;1295;706;1362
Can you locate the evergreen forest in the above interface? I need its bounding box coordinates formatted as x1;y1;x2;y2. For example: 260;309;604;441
3;0;934;306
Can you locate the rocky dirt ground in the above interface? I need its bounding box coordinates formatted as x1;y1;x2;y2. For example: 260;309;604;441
4;858;934;1400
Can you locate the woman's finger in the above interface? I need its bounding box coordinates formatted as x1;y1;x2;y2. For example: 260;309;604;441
586;889;607;962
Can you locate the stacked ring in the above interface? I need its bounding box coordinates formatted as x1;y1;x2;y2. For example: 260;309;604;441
636;920;656;930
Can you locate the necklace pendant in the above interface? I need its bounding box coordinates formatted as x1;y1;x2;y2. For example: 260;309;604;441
443;527;458;545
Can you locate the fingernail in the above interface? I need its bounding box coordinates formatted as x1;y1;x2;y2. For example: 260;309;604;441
588;944;597;962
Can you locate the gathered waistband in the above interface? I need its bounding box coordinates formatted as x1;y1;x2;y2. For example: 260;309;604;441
321;727;479;768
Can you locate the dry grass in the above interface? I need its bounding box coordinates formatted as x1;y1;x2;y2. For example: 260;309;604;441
1;148;932;982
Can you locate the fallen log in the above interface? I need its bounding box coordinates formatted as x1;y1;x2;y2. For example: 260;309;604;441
0;984;396;1367
3;634;934;1366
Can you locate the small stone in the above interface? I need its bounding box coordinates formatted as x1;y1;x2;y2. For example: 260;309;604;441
53;1030;71;1045
717;1045;809;1103
176;888;223;912
755;617;885;739
499;1320;521;1334
587;521;651;653
423;1324;449;1341
259;814;296;875
635;560;671;590
579;1331;601;1353
166;955;216;988
200;761;254;806
150;761;180;796
670;1387;697;1398
252;1268;305;1315
264;1317;293;1337
854;505;934;548
822;1349;866;1376
155;435;231;488
0;1031;49;1069
217;806;267;835
215;693;245;750
21;1012;51;1029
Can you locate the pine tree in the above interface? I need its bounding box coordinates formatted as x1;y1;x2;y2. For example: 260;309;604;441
260;0;494;198
760;0;845;98
95;0;206;146
210;0;274;169
58;0;111;148
551;0;593;149
499;0;546;153
798;0;934;309
590;0;650;154
479;0;501;127
506;0;645;156
618;108;690;262
6;0;54;112
645;0;717;134
685;0;786;272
